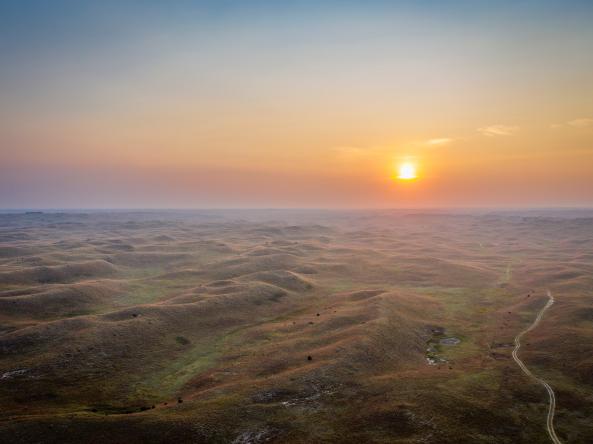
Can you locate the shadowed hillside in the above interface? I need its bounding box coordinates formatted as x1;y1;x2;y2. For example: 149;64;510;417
1;210;592;443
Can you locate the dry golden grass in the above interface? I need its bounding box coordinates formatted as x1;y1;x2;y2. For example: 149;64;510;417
0;210;592;443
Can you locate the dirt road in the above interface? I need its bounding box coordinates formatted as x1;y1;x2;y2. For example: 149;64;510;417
512;290;562;444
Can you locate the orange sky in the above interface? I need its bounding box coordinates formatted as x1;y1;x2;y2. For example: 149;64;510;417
1;1;593;208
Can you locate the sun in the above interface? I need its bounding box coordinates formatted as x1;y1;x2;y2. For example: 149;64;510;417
397;162;417;180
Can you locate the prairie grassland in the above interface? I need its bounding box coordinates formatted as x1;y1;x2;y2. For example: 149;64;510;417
1;210;592;443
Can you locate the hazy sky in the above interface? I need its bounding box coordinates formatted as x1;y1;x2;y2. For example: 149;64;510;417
1;0;593;208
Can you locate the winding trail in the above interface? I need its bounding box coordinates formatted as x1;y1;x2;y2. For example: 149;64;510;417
511;290;562;444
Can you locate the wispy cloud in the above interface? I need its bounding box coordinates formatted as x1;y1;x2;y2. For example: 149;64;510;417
425;138;453;146
477;125;519;137
551;118;593;129
333;146;384;162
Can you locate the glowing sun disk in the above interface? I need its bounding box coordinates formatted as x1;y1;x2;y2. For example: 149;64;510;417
398;162;417;180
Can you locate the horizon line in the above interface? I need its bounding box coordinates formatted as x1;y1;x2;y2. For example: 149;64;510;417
2;206;593;213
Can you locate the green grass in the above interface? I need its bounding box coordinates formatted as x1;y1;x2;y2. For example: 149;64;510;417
116;281;170;305
136;337;224;400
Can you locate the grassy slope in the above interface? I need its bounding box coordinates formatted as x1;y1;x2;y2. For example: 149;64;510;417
0;212;592;443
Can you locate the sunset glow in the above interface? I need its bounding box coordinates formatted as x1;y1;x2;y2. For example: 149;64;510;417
397;162;417;180
0;1;592;208
2;3;593;442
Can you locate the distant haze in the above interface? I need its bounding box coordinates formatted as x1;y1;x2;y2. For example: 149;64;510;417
1;1;593;208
